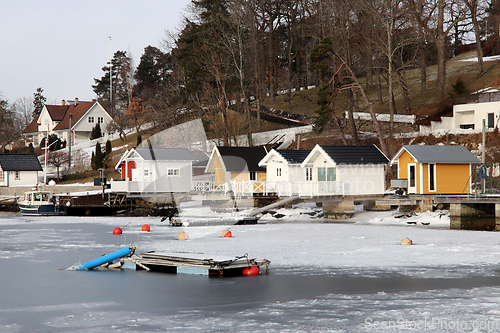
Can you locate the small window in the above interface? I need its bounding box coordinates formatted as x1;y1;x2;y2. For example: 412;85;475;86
429;164;436;191
306;167;312;181
488;113;495;128
98;117;104;124
15;171;20;180
276;168;281;177
167;168;180;176
250;171;256;181
88;117;94;123
144;169;149;177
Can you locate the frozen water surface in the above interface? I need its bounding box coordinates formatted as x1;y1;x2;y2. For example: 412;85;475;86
1;209;500;332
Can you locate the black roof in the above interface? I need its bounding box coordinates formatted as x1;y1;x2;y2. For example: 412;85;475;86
0;153;43;171
320;145;389;164
217;146;268;172
276;149;311;164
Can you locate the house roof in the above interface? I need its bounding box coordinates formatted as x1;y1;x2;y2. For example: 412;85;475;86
133;147;197;161
21;101;103;134
0;154;42;171
306;145;389;165
275;149;311;164
216;146;268;172
391;145;481;165
52;101;97;131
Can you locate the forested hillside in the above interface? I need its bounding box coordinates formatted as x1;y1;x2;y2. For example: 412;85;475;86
3;0;500;158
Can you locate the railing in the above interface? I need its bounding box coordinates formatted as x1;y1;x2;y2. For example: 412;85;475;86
111;179;345;197
229;180;344;197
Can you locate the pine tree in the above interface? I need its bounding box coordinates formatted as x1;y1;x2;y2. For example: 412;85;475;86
91;142;103;170
32;87;46;120
90;123;102;140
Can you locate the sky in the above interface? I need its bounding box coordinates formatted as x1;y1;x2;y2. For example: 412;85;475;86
0;0;192;104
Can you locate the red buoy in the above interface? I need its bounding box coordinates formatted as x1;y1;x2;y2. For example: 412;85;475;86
113;227;122;235
242;266;259;276
222;230;232;238
142;224;150;232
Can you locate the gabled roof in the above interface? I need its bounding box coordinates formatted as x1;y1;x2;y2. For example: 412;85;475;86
302;145;389;166
52;101;99;131
259;148;311;166
0;154;42;171
210;146;268;172
390;145;480;165
134;147;197;161
275;149;311;164
116;147;197;169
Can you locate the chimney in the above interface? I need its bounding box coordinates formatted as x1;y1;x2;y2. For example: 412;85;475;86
74;98;79;105
61;100;66;106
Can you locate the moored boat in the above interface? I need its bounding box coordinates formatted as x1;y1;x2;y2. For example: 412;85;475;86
17;190;65;216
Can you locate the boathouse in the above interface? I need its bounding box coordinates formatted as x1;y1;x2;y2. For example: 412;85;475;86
300;145;389;196
0;153;43;187
112;147;197;193
204;146;268;193
390;145;480;194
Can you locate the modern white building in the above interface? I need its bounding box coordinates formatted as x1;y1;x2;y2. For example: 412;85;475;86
420;100;500;133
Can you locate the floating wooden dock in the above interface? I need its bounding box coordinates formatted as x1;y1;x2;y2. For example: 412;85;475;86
128;252;271;277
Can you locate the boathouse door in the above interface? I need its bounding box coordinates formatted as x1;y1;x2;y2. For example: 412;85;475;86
408;163;416;194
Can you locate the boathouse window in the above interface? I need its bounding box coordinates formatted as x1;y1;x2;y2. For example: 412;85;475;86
429;164;436;191
318;167;335;181
306;167;312;181
249;171;256;181
15;171;20;180
144;169;149;177
168;168;180;176
276;168;282;177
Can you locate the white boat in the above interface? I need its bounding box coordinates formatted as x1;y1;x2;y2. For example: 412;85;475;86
17;190;65;216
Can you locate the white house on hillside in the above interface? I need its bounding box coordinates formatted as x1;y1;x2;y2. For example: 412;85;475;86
22;99;114;146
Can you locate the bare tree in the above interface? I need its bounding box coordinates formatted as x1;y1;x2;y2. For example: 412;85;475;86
12;97;34;130
47;150;69;179
408;0;467;101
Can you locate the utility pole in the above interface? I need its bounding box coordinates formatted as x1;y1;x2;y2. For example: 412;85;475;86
109;36;113;116
68;113;72;175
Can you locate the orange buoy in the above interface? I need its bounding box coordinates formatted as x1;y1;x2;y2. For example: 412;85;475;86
401;238;413;245
242;266;259;276
113;227;122;235
222;230;232;238
178;232;189;240
142;224;150;232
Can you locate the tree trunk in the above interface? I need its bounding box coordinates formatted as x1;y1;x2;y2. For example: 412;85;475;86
335;53;389;157
347;89;359;145
398;70;411;114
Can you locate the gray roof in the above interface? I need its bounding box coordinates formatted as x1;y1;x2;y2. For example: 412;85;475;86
402;145;480;164
276;149;311;164
0;154;42;171
134;147;197;161
320;145;389;164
